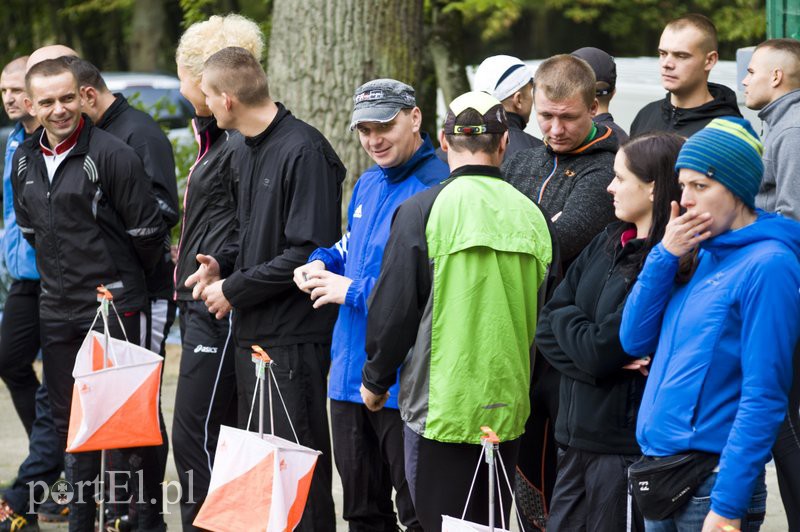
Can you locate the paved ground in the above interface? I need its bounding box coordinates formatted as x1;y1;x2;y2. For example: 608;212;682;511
0;343;788;531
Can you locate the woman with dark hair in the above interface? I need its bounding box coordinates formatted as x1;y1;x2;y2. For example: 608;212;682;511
536;131;684;531
621;117;800;531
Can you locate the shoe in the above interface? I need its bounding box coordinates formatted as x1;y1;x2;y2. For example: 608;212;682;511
37;496;69;523
0;500;39;532
104;514;132;532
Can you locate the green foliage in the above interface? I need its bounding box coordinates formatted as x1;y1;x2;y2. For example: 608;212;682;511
179;0;218;28
440;0;525;40
542;0;766;43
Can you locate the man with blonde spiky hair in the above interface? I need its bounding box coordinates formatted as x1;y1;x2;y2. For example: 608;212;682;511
171;14;264;530
362;91;551;531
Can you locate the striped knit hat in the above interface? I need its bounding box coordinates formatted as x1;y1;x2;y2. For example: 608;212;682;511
675;117;764;209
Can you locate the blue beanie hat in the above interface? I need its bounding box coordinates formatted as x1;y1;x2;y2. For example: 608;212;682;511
675;117;764;209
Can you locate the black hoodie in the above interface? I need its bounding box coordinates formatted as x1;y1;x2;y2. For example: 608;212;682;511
630;82;742;138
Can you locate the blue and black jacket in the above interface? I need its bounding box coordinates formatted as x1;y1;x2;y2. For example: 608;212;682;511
309;133;448;408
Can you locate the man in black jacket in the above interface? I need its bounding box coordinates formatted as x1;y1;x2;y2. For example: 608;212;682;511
630;14;741;137
13;57;166;530
69;57;178;532
187;47;344;531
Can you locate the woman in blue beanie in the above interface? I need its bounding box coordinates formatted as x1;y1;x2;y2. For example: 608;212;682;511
620;116;800;531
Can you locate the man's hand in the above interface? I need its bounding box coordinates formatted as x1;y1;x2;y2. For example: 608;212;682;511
202;279;232;320
293;260;326;293
701;510;740;532
185;254;221;300
622;357;651;376
360;384;390;412
301;270;353;308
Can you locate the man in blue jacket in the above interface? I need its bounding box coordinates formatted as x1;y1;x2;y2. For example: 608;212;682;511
294;79;448;532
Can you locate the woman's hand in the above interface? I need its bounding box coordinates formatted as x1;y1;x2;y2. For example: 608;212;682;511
662;201;713;257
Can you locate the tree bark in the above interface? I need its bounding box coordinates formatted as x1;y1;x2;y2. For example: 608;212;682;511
129;0;167;71
428;2;470;109
268;0;425;223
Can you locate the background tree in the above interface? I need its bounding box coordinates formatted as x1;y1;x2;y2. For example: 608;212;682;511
268;0;425;215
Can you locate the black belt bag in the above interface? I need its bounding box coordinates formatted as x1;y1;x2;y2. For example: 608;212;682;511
628;452;720;521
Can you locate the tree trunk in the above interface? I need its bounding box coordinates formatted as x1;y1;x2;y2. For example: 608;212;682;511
129;0;166;71
268;0;425;224
428;2;470;109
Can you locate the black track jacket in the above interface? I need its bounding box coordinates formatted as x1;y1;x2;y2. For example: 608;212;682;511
12;118;166;320
217;104;344;346
96;94;179;299
174;116;240;301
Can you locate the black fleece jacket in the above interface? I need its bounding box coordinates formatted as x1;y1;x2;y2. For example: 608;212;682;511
96;94;179;298
630;82;742;138
217;104;345;347
536;223;647;454
501;123;618;267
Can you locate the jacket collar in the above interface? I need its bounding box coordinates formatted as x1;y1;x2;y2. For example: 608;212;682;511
758;88;800;125
380;132;437;184
39;116;86;156
448;164;502;180
506;111;526;130
95;94;128;129
245;102;290;148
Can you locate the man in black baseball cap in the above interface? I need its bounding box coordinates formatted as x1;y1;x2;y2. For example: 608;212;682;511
572;47;629;143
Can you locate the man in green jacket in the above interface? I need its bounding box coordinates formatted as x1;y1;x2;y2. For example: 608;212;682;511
361;91;552;531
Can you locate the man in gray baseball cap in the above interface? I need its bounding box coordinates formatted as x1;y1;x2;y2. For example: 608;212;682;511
349;78;417;130
295;77;447;531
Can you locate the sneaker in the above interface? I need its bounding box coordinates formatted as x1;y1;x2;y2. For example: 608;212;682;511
37;496;69;523
0;501;39;532
104;515;132;532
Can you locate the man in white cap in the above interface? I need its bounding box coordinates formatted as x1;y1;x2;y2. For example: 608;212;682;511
437;55;540;164
473;55;541;158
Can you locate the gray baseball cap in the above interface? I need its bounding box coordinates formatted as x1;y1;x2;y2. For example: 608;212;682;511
350;78;416;130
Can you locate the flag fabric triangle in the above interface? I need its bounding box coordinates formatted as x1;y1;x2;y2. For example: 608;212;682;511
194;426;321;531
68;365;163;452
67;330;163;453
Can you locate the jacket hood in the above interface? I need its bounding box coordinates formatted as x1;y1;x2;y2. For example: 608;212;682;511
660;82;740;127
758;88;800;124
378;132;440;184
702;210;800;258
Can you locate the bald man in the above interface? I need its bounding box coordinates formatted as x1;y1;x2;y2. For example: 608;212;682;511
26;44;78;71
743;37;800;530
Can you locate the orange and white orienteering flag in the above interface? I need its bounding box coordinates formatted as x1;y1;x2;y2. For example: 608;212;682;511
193;426;321;532
66;330;163;452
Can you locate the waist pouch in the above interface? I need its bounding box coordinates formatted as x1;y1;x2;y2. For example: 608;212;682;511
629;452;719;521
